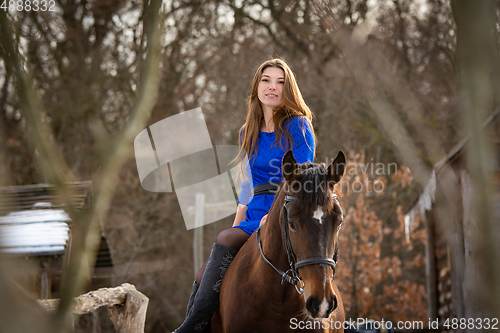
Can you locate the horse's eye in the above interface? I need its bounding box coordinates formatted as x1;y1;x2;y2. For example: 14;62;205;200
288;220;298;231
337;219;343;230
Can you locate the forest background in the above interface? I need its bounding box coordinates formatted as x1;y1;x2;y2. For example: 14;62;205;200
0;0;499;332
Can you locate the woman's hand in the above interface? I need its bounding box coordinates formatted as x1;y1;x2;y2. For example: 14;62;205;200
259;214;268;226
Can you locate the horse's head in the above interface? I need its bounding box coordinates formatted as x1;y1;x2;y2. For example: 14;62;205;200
281;150;346;319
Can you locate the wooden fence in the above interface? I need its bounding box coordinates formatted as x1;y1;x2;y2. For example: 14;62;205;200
38;283;149;333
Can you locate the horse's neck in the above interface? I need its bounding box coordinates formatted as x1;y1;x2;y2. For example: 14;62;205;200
260;200;289;272
258;203;304;305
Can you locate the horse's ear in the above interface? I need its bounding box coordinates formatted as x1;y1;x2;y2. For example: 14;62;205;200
327;150;346;184
282;150;298;183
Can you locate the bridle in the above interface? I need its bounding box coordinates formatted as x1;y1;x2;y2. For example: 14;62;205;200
256;187;341;295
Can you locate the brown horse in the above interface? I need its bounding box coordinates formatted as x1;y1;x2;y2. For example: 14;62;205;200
211;150;346;333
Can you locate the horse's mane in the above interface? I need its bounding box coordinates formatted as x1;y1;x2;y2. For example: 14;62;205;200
267;162;340;215
293;162;341;214
266;161;342;227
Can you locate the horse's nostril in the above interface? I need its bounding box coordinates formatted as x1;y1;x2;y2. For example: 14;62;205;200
305;296;321;316
329;295;338;314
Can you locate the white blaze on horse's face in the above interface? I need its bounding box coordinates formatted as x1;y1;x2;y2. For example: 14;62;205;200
318;297;330;318
313;207;325;224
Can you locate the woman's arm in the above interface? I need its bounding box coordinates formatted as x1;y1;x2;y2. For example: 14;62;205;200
288;116;315;164
232;204;248;227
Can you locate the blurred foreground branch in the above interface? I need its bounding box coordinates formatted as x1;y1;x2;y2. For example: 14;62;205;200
311;1;434;188
0;12;71;186
0;0;163;331
452;0;500;318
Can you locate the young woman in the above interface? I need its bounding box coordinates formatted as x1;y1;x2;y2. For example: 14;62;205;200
174;58;316;332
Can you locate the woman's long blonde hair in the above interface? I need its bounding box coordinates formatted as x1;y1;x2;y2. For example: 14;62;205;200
238;59;316;163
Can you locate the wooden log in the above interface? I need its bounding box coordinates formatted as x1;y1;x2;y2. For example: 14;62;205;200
38;283;149;332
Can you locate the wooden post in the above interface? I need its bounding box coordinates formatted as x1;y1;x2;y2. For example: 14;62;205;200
40;259;50;300
193;193;205;279
108;286;149;333
424;211;438;321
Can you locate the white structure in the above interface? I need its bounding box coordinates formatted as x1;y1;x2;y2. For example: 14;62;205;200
0;204;70;255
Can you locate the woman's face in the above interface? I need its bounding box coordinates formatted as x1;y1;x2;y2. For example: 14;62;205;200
257;67;285;112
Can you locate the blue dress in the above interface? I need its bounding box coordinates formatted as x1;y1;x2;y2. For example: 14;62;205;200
235;116;315;235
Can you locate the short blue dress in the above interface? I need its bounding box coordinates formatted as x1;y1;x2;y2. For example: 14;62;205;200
235;116;315;235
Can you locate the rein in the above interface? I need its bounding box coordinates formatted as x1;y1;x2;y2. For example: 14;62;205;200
255;184;339;295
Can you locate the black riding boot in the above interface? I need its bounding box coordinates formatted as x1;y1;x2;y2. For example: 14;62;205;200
185;282;199;316
174;243;238;333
